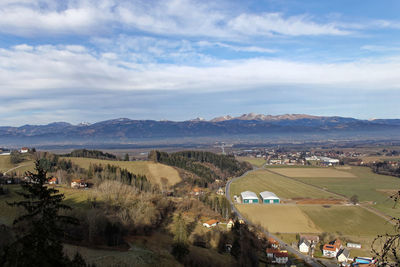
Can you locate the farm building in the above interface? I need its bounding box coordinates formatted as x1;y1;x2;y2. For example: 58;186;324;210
241;191;259;203
20;147;29;153
48;177;58;184
260;191;280;204
347;243;361;249
227;219;234;230
71;179;86;189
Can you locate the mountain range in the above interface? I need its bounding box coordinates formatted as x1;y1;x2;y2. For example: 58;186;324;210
1;114;400;147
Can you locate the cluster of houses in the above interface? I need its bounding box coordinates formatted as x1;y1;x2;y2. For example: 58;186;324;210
235;190;280;204
0;147;29;156
297;236;372;265
266;237;289;265
202;219;236;231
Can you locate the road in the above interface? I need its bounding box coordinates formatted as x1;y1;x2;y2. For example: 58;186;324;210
225;164;336;267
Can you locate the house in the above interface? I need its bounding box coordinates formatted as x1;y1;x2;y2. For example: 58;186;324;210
260;191;280;204
347;243;362;249
300;235;319;244
299;239;311;253
48;177;57;184
241;191;259;203
216;187;224;195
71;179;86;189
20;147;29;153
274;252;289;264
192;187;202;196
227;219;234;230
337;248;350;262
203;219;219;228
333;239;342;249
323;244;339;258
268;237;280;249
266;248;280;258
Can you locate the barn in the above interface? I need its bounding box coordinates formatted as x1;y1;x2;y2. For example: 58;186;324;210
241;191;259;204
260;191;280;204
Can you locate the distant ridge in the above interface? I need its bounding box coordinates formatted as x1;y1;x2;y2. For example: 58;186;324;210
0;114;399;146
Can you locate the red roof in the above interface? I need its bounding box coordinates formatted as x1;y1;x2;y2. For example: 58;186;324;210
268;237;279;244
49;178;57;182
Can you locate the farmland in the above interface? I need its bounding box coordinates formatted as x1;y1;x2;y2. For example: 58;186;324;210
287;166;400;217
269;167;355;178
237;205;321;233
229;169;338;200
236;156;266;167
63;157;182;186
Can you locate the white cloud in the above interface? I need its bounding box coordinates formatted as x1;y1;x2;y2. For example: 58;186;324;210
361;45;400;52
1;44;400;99
0;0;353;38
227;13;350;36
196;41;277;53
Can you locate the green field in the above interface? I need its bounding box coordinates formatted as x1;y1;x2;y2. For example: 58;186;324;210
288;166;400;217
236;157;266;167
230;169;337;200
0;185;95;226
0;155;35;175
299;205;394;236
63;157;182;186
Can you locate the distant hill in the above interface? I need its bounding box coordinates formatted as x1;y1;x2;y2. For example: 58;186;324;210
1;114;400;146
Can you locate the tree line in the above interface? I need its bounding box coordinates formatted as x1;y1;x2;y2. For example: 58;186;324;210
149;150;251;187
62;149;117;160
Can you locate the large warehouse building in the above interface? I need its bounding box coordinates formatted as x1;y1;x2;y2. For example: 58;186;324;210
241;191;259;203
260;191;280;204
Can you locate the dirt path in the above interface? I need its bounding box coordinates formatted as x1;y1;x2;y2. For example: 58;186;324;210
3;163;31;175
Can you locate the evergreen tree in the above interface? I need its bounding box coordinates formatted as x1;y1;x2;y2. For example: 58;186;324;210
124;153;129;161
171;213;189;261
2;160;83;267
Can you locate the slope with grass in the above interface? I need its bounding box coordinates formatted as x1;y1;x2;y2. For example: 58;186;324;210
229;169;337;200
0;155;35;175
63;157;182;186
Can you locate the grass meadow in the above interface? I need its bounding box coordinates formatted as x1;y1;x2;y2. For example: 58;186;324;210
236;156;266;167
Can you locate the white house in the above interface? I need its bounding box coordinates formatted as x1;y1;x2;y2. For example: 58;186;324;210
241;191;259;204
260;191;280;204
227;219;234;230
20;147;29;153
299;239;311;253
337;249;350;262
323;244;339;258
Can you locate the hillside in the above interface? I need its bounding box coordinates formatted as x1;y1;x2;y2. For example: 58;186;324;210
64;157;182;187
149;150;252;187
1;114;400;146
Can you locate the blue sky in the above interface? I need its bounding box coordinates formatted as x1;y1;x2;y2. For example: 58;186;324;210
1;0;400;126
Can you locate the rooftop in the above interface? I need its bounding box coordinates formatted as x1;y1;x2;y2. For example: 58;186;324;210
260;191;279;199
241;191;258;199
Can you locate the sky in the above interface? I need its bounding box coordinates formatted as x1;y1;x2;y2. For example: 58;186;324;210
1;0;400;126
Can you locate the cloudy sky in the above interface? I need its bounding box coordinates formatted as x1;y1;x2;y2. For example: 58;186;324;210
1;0;400;126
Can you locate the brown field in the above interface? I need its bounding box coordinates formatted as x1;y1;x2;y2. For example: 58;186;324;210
270;168;355;178
335;166;352;170
294;198;345;204
63;157;182;186
236;205;321;233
